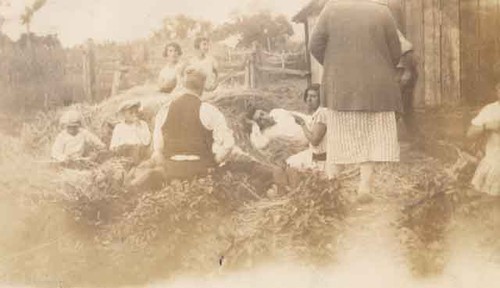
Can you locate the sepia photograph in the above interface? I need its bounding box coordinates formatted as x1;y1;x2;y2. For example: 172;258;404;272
0;0;499;287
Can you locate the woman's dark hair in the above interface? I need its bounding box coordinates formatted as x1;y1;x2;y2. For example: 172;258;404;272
245;104;257;120
163;42;182;57
194;37;209;50
303;83;321;102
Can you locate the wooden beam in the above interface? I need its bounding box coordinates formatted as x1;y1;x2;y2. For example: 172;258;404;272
304;21;312;86
440;0;461;104
423;0;442;106
257;66;309;77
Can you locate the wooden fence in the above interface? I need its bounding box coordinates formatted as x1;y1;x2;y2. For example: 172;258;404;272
220;47;309;89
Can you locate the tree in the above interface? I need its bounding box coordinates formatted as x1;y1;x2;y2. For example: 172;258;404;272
213;11;293;50
20;0;47;50
155;14;214;41
0;0;9;33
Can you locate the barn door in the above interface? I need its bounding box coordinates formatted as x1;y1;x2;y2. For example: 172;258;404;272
460;0;500;104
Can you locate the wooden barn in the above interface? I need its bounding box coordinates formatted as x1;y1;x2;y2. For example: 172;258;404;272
293;0;500;107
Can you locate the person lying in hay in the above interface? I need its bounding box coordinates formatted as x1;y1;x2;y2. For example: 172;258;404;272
245;102;309;151
127;65;288;193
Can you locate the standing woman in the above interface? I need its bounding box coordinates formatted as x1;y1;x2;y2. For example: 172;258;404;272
158;42;184;94
310;0;402;201
189;37;219;92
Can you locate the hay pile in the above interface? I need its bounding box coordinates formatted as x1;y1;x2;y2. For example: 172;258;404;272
0;148;348;286
0;82;353;286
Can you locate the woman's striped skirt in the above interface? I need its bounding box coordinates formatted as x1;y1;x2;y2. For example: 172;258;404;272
325;110;400;167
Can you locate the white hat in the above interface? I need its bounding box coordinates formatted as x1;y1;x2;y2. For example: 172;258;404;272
60;110;82;126
118;99;142;113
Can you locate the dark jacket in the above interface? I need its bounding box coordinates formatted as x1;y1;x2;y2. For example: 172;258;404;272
310;0;402;112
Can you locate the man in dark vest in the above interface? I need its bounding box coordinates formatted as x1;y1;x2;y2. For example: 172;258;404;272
128;65;235;187
152;65;234;179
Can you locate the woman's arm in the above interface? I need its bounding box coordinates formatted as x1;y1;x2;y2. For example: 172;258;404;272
466;124;484;140
467;121;500;139
303;123;327;147
293;115;326;147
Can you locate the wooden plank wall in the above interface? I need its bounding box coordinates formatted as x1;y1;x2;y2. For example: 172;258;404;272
404;0;426;107
403;0;461;107
460;0;500;104
441;0;461;104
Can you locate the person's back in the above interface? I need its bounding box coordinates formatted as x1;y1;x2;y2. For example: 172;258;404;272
310;0;402;112
162;93;214;163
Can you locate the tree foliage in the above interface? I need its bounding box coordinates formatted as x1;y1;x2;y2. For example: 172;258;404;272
213;11;294;49
154;14;213;41
20;0;47;27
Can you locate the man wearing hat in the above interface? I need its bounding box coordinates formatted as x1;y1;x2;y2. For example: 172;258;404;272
51;110;105;163
131;65;234;186
109;99;151;164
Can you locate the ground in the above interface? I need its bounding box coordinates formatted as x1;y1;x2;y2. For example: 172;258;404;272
0;79;499;288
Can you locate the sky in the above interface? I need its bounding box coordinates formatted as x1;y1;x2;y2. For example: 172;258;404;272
0;0;308;47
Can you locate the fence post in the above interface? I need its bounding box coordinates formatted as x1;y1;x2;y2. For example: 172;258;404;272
110;68;122;97
280;50;286;70
82;38;96;103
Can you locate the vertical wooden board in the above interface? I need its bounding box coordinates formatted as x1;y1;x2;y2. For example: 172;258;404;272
497;0;500;80
459;0;479;104
478;0;498;101
404;0;425;107
307;16;324;84
423;0;441;106
440;0;461;104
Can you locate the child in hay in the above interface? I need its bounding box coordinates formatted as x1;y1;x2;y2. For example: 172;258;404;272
51;110;106;164
466;83;500;196
109;100;151;165
286;84;328;173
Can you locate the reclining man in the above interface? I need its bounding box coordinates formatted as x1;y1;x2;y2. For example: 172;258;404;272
246;105;309;150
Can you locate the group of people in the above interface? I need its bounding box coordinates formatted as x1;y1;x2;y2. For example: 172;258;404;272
51;37;228;186
51;36;287;193
50;0;500;199
246;0;499;201
157;37;219;95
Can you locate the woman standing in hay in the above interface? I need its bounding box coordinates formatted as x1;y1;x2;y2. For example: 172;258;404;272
158;42;185;94
310;0;402;202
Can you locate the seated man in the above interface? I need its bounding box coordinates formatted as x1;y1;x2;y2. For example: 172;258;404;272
246;106;309;150
129;65;234;187
51;110;106;164
109;100;151;164
286;84;327;172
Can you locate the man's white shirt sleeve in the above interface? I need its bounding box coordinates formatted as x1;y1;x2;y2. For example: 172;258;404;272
200;103;235;163
152;101;235;163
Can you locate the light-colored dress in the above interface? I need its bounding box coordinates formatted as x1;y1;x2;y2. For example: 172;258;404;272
109;120;151;150
286;107;328;172
471;101;500;196
158;63;183;94
187;55;219;92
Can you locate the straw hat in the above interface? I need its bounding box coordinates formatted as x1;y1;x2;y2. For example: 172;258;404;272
60;110;82;127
